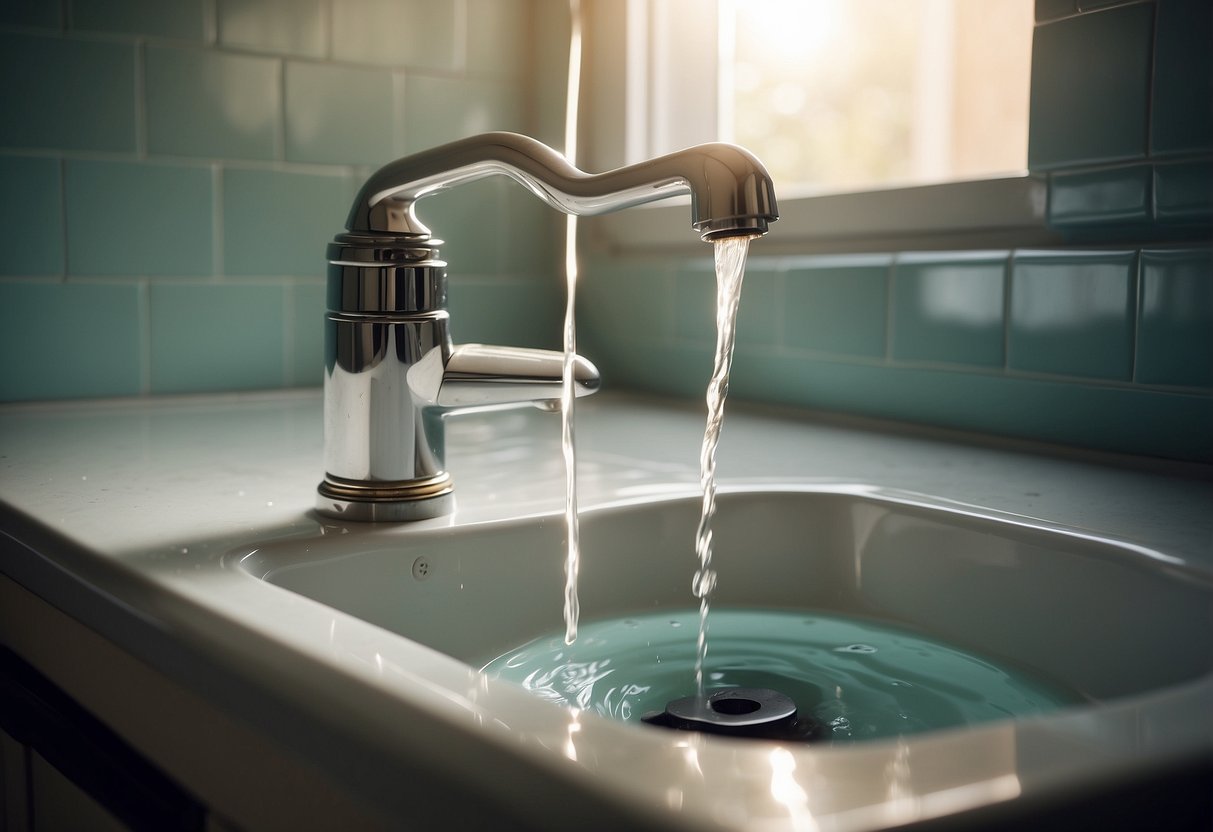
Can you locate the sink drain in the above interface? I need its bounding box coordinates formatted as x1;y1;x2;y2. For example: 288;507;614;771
642;688;822;742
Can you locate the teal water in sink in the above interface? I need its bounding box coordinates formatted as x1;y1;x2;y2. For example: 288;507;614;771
482;608;1086;742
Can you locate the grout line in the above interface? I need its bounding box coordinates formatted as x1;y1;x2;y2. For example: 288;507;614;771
1129;250;1142;384
138;277;152;394
1002;251;1015;371
58;156;69;281
202;0;218;46
133;40;147;158
324;0;334;60
211;163;224;277
282;280;295;387
883;255;897;364
275;58;287;161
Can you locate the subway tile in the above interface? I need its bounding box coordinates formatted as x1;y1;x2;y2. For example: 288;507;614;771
1151;0;1213;155
467;0;529;77
892;253;1006;367
223;167;353;277
1047;164;1152;226
1153;159;1213;224
578;256;675;359
400;178;506;276
146;46;279;160
674;259;716;344
149;282;285;393
0;1;63;28
0;33;135;152
783;257;890;358
66;160;213;276
727;353;1212;463
0;281;142;400
1009;250;1136;380
69;0;206;40
671;258;778;348
284;61;394;165
736;265;780;349
399;75;525;155
217;0;326;58
448;274;562;350
290;281;326;386
1035;0;1076;23
331;0;460;71
1028;3;1152;170
1136;249;1213;387
0;157;64;276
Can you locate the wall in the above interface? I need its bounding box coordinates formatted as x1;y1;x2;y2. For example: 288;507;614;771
0;0;562;401
579;0;1212;462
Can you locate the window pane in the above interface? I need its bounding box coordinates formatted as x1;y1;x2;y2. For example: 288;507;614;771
721;0;1032;195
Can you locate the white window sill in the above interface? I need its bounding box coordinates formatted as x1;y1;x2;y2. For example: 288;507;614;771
587;174;1060;256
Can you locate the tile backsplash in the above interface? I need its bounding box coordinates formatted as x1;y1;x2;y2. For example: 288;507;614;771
0;0;559;401
1;0;1208;465
580;0;1211;462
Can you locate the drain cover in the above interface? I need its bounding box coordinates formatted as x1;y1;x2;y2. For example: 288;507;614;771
642;688;822;742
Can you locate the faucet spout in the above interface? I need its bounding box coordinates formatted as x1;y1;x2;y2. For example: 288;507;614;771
347;131;779;241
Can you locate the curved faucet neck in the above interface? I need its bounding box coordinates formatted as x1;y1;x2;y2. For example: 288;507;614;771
347;131;778;241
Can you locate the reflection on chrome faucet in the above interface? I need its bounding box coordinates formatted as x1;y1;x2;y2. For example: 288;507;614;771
317;132;778;522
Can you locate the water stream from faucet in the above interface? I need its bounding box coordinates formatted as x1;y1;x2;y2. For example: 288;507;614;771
561;0;585;646
693;235;754;696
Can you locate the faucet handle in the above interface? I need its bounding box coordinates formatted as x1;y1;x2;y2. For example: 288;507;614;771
407;344;600;411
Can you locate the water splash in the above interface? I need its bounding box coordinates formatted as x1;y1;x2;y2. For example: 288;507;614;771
693;235;754;695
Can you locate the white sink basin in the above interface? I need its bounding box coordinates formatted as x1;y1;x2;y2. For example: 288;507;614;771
234;484;1213;830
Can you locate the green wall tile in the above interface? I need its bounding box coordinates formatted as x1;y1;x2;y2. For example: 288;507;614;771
0;281;142;400
412;178;550;277
146;46;280;160
149;282;285;393
1154;160;1213;224
1047;164;1152;226
1028;3;1152;170
69;0;206;40
66;160;213;276
0;157;64;276
1137;249;1213;387
674;259;716;344
467;0;528;77
0;1;63;27
447;274;561;350
0;34;135;152
290;281;326;386
400;75;525;155
578;256;675;364
726;352;1212;462
783;258;889;358
284;61;394;165
223;167;353;277
736;265;780;349
217;0;326;57
892;253;1006;367
331;0;459;71
1009;250;1136;380
1152;0;1213;155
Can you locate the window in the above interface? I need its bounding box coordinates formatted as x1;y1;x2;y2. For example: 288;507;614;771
585;0;1051;252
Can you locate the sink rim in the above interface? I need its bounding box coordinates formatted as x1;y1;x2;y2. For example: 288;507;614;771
226;482;1213;831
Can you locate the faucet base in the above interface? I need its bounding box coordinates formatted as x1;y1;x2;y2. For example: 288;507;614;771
316;474;454;522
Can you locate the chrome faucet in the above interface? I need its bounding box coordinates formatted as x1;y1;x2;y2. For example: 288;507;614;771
317;132;778;522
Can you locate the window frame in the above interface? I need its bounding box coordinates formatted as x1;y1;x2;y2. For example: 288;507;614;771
580;0;1058;255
